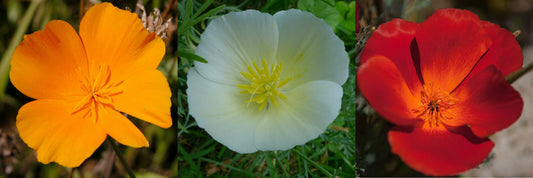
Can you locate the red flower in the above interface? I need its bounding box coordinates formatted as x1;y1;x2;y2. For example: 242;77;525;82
357;9;523;176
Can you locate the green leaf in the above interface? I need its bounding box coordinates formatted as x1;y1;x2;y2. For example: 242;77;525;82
337;1;356;32
178;50;208;63
335;1;349;16
297;0;341;29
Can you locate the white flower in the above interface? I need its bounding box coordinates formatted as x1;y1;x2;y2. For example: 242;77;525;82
186;9;349;153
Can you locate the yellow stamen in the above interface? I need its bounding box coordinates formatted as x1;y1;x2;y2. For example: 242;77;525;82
237;59;291;110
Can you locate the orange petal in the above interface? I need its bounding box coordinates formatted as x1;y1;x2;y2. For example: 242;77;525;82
79;2;165;81
10;20;87;100
97;107;149;147
113;70;172;128
16;99;107;167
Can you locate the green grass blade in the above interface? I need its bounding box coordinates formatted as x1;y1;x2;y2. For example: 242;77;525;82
184;0;193;21
178;4;225;36
191;0;214;19
293;149;333;177
178;50;207;63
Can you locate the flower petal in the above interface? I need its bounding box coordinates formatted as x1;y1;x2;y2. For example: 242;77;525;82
360;19;422;95
388;125;494;176
79;2;165;81
194;10;279;85
186;69;263;153
253;80;342;150
448;65;523;137
416;8;491;92
113;69;172;129
10;20;87;99
357;55;420;126
274;9;349;87
97;107;149;148
16;99;107;167
466;21;523;81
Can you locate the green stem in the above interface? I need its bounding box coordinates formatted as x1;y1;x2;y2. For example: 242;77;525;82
293;148;332;177
505;61;533;84
107;138;136;178
0;0;42;101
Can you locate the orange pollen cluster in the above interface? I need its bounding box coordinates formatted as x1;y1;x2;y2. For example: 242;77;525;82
412;84;457;127
71;65;123;122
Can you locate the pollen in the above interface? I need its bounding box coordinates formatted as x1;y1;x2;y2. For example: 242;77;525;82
237;59;291;110
412;83;457;127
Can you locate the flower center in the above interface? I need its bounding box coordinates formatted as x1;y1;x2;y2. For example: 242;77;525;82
237;59;292;110
412;83;457;127
71;65;123;122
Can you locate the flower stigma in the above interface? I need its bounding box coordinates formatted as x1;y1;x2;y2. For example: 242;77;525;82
237;59;292;110
412;83;457;127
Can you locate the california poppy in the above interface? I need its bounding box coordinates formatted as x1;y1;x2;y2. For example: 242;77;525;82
10;3;172;167
187;9;349;153
357;9;523;175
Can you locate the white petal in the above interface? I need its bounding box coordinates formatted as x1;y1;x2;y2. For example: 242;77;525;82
194;10;279;85
273;9;349;88
186;69;264;153
254;80;343;151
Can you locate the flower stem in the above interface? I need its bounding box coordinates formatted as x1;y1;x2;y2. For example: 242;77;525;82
107;138;136;178
505;62;533;84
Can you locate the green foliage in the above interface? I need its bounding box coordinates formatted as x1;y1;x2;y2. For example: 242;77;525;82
336;1;356;32
178;50;207;63
298;0;341;29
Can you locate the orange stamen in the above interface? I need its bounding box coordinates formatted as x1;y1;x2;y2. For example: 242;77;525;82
71;65;124;122
412;83;457;127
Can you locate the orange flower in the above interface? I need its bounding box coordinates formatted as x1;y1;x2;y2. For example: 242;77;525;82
9;3;171;167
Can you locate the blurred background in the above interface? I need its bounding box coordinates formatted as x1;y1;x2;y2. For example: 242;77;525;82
0;0;177;177
356;0;533;176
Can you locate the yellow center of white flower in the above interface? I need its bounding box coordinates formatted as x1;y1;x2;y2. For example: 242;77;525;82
237;59;292;110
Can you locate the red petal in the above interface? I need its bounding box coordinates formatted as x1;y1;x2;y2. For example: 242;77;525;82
448;65;523;138
357;55;420;126
361;19;422;95
389;125;494;176
416;9;491;93
466;21;523;81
